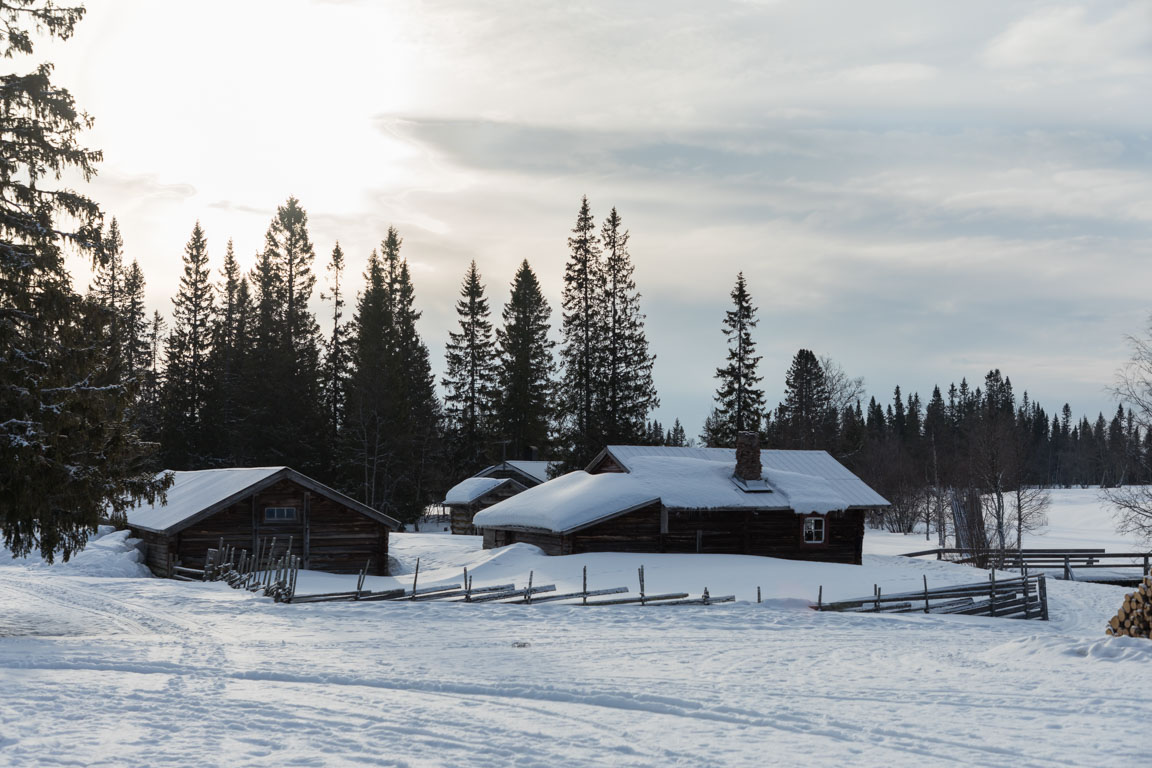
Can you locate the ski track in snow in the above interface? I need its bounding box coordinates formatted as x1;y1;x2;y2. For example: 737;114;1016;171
3;491;1152;767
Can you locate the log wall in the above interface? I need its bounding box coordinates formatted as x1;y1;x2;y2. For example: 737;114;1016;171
133;478;392;577
481;505;865;565
448;482;529;536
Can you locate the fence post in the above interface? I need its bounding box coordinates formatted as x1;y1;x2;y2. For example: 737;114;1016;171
1038;574;1049;621
989;569;997;618
817;585;822;610
1144;555;1149;577
1064;556;1072;581
923;575;930;613
1023;571;1031;620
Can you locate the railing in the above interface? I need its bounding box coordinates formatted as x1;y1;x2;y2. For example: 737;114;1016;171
814;573;1048;621
900;547;1152;581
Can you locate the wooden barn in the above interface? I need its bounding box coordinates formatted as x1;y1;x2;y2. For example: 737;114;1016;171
472;433;889;565
442;460;557;535
125;467;401;577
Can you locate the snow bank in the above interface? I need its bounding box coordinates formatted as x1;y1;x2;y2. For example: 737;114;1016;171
0;525;151;578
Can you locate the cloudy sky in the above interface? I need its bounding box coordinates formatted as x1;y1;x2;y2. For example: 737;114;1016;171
35;0;1152;434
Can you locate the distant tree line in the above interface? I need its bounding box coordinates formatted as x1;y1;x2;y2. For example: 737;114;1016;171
700;273;1150;547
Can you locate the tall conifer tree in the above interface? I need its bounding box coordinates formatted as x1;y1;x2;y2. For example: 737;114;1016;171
0;2;167;559
705;272;765;447
558;196;604;466
321;242;350;444
495;260;555;461
442;260;498;470
599;207;658;444
160;222;215;466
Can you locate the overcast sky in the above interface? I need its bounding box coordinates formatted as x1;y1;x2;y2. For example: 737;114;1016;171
35;0;1152;435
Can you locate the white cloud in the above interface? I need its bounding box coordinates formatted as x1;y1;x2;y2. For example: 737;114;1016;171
836;62;939;83
983;4;1152;77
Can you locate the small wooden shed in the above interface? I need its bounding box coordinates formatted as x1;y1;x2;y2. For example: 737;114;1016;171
441;460;557;535
473;434;889;565
125;467;401;577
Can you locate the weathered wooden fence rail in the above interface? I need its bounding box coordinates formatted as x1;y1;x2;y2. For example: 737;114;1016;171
194;547;735;608
900;547;1151;582
814;572;1048;621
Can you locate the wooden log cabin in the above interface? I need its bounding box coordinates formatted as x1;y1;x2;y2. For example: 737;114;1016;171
472;433;889;565
125;467;401;577
441;460;557;535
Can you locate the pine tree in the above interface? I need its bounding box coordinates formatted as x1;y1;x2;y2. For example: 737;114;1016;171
321;242;350;444
243;198;325;469
0;2;167;560
558;196;604;465
777;349;834;449
383;229;442;520
204;240;250;464
160;222;215;467
89;217;124;366
599;207;658;444
708;272;765;447
121;259;148;384
666;418;687;447
494;259;555;461
342;229;442;524
442;260;498;470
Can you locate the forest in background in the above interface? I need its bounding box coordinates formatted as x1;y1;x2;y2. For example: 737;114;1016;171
6;0;1152;562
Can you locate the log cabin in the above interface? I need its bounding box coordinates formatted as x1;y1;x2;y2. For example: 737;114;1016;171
442;460;558;535
125;467;401;577
472;433;889;565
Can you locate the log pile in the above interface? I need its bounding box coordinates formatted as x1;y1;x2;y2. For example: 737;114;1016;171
1106;577;1152;638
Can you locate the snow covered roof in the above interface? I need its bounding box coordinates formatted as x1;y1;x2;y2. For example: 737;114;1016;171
475;460;557;485
444;477;514;506
602;446;890;510
473;446;889;534
124;467;401;535
472;471;660;533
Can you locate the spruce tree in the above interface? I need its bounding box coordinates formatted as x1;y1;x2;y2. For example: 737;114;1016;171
121;259;148;384
89;217;124;366
495;259;555;461
666;418;687;447
244;198;325;469
442;260;498;470
321;242;350;445
343;229;442;523
160;222;215;467
708;272;765;446
558;196;604;466
0;2;167;560
777;349;834;450
204;240;250;464
599;207;658;444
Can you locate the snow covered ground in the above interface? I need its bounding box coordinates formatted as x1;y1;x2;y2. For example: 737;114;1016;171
3;490;1152;766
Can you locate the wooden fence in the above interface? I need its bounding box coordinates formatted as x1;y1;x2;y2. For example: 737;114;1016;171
813;572;1049;621
900;547;1152;583
185;540;736;608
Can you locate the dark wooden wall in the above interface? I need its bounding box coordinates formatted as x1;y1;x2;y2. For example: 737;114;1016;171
133;478;392;577
448;483;528;536
482;505;866;565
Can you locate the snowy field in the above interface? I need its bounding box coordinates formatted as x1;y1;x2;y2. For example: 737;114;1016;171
3;490;1152;767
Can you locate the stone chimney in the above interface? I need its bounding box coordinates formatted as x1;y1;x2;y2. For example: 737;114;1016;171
734;431;762;482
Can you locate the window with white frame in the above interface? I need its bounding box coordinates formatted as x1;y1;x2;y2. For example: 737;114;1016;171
264;506;297;522
803;516;825;543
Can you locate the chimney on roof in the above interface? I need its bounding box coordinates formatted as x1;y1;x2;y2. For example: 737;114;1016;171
734;431;762;482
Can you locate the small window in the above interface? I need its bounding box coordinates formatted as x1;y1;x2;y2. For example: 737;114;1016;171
803;517;825;544
264;506;297;522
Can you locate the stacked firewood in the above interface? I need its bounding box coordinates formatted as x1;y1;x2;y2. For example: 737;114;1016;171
1106;577;1152;638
